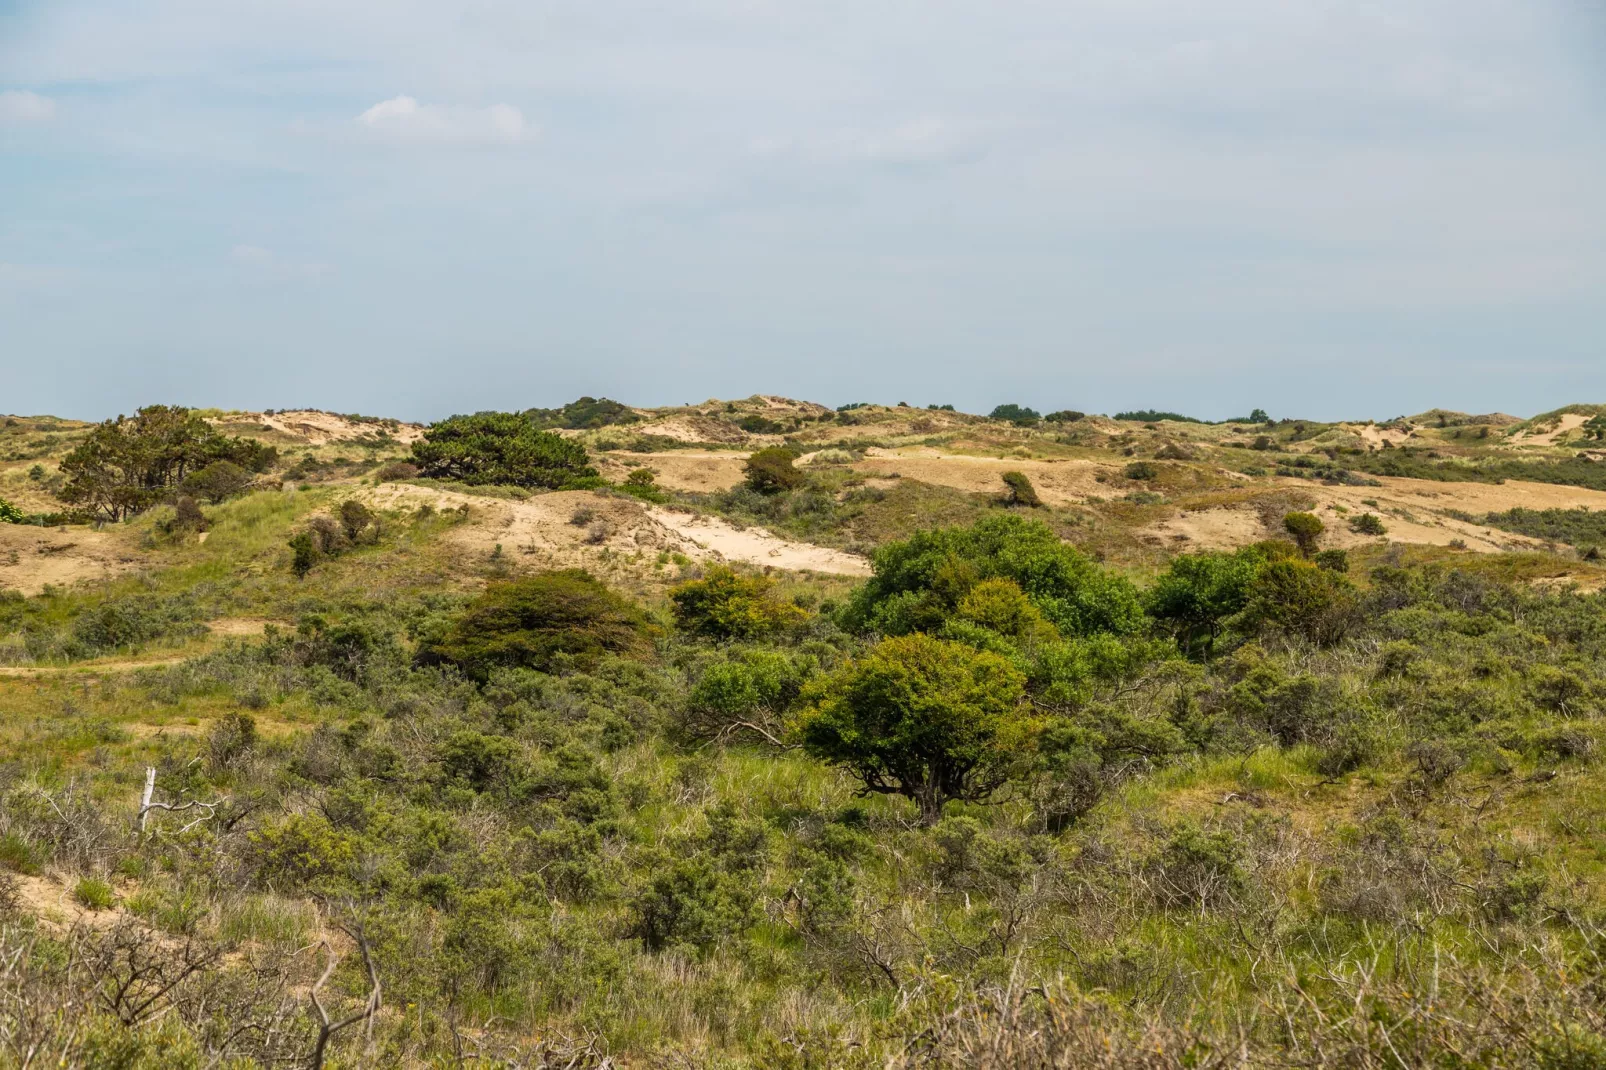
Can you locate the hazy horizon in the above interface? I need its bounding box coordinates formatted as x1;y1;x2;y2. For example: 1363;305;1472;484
4;2;1604;423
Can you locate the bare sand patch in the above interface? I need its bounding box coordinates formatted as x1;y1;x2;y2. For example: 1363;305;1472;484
596;451;748;493
0;524;142;596
358;483;870;577
1509;412;1589;447
853;449;1116;505
233;410;425;446
1348;424;1415;449
647;508;871;575
1139;474;1606;555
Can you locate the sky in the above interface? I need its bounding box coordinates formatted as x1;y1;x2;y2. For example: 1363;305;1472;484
2;1;1604;423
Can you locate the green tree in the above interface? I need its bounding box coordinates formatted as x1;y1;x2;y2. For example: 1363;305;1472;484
840;513;1145;640
1146;549;1263;659
670;566;805;640
989;404;1041;426
425;570;652;678
58;405;276;521
743;447;804;494
410;412;598;488
179;460;252;504
1282;512;1324;557
795;634;1032;825
1248;408;1269;423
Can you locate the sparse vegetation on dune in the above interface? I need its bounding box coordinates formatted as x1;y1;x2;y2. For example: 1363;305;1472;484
1;395;1606;1066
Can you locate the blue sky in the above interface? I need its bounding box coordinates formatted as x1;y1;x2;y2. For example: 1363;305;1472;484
2;1;1603;422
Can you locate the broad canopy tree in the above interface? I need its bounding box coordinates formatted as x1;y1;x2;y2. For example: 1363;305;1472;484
796;633;1031;825
410;412;599;488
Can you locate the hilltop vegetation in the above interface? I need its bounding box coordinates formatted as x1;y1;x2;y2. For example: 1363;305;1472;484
1;396;1605;1066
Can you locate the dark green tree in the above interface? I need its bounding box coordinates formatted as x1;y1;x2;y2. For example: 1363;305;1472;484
410;412;598;488
425;570;652;679
59;405;276;521
1000;471;1042;508
989;404;1041;426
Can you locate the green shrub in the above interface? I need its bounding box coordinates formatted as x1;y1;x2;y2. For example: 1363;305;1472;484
1000;471;1042;508
1123;461;1158;481
0;499;25;524
1283;511;1324;556
743;447;805;494
74;876;116;911
1314;548;1349;573
842;513;1146;640
1240;559;1358;646
426;570;652;678
796;633;1031;825
670;566;806;640
1043;410;1084;423
1146;548;1264;659
375;460;420;481
1349;512;1387;536
411;411;598;487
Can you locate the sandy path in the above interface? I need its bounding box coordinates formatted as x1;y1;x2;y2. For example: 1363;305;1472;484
647;509;871;575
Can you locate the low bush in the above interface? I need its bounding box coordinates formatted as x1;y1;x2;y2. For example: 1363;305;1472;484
744;447;805;494
670;566;805;640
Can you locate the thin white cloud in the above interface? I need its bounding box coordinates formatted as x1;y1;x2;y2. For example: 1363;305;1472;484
354;95;534;146
0;90;56;124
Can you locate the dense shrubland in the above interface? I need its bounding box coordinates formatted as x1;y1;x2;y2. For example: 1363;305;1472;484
2;498;1605;1067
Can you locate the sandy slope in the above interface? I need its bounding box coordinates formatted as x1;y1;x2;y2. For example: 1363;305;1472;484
1509;413;1588;447
854;448;1117;505
239;410;426;445
361;483;871;577
1145;474;1606;555
595;451;749;493
0;524;140;595
647;508;870;575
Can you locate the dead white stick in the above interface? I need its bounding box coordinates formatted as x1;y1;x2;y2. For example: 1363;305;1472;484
139;767;156;832
137;765;224;834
